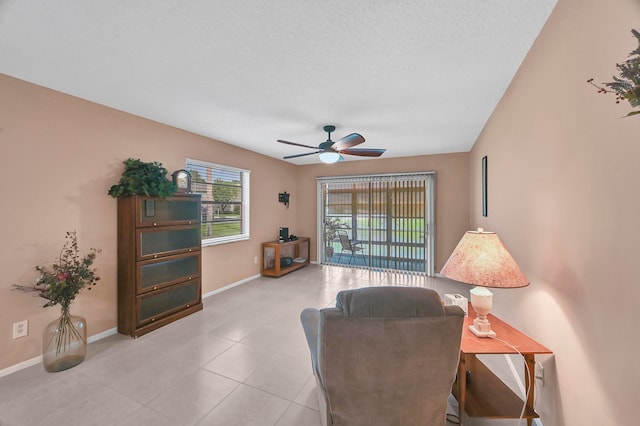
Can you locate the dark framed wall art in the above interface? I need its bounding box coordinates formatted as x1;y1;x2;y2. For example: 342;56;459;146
482;156;488;217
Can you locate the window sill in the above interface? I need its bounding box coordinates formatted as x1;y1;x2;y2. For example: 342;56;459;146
202;235;250;247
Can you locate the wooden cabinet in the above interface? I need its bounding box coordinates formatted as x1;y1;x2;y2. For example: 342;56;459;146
261;237;310;277
117;194;203;337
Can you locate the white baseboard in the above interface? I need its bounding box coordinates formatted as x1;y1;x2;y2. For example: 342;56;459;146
87;327;118;344
0;355;41;378
0;327;118;379
1;274;258;379
202;274;260;299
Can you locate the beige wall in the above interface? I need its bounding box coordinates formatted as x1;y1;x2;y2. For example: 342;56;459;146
7;0;632;420
295;153;470;270
0;74;471;371
0;74;301;370
469;0;640;424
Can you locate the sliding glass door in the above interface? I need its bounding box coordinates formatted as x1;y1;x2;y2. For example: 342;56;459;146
317;172;435;275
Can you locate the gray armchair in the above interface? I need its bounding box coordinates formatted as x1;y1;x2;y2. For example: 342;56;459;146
300;286;464;426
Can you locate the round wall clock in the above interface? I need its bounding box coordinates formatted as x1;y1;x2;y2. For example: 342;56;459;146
172;169;192;193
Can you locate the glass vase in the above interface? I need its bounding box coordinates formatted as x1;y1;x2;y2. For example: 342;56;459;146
42;306;87;372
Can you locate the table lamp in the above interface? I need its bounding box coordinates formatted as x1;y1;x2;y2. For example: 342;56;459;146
440;228;529;338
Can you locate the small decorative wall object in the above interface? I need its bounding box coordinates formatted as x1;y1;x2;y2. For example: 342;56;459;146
172;169;192;193
482;156;488;217
278;191;290;208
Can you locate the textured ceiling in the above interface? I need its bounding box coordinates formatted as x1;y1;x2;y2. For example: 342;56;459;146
0;0;557;164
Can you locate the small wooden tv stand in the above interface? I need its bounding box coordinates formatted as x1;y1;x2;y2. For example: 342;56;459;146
261;237;310;277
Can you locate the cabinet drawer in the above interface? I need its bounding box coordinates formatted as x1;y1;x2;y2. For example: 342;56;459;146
137;225;201;260
137;280;201;326
136;195;200;227
137;252;201;294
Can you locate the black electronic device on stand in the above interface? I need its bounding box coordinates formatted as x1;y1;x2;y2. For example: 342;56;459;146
279;227;289;242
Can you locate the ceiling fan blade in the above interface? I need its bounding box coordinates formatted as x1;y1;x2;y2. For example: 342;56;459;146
332;133;365;151
277;139;320;150
339;148;386;157
283;150;322;159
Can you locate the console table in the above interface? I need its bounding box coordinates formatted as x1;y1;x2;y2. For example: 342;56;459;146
261;237;310;277
453;309;552;425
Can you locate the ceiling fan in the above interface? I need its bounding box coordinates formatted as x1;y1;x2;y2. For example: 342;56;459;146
278;125;386;163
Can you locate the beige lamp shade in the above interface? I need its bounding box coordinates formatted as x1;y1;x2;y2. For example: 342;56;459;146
440;229;529;289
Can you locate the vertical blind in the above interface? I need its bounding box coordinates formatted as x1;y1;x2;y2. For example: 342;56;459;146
317;172;435;276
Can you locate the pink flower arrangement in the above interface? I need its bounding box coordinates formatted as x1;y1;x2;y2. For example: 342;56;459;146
14;231;101;310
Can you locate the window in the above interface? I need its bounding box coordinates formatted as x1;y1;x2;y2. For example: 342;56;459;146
186;159;250;246
317;172;435;275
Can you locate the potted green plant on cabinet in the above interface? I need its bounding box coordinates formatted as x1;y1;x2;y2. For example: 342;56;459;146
108;158;177;198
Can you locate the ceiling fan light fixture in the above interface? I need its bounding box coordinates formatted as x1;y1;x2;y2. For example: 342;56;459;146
319;151;341;164
278;125;384;162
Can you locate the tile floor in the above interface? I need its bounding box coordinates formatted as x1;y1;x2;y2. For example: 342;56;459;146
0;265;462;426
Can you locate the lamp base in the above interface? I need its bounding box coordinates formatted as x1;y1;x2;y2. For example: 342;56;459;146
468;319;496;338
468;286;496;338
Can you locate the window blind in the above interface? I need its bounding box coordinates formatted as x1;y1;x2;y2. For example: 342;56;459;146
317;172;435;275
186;158;250;246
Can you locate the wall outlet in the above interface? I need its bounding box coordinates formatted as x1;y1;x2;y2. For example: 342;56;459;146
254;256;259;264
12;320;28;339
535;362;544;386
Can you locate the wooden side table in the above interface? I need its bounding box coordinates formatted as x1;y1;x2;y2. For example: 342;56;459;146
453;308;552;425
260;237;310;277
